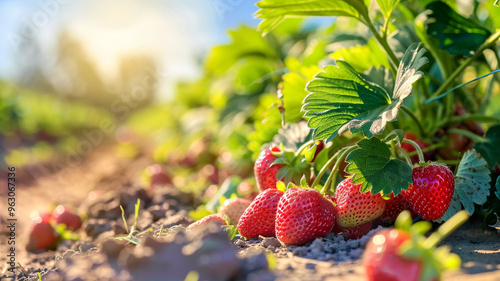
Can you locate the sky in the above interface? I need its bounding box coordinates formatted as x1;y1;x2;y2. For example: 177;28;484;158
0;0;260;99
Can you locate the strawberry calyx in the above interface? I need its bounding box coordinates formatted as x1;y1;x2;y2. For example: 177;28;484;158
270;143;313;185
394;210;468;281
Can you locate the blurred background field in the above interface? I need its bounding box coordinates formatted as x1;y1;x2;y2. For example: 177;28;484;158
1;0;499;197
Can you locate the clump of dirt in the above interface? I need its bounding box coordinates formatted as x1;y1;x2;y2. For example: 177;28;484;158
23;225;275;281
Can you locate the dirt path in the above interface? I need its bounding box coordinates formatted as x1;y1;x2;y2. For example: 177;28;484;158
0;141;151;261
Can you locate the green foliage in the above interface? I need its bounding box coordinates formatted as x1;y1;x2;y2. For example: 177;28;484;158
376;0;401;20
304;61;391;141
330;38;391;72
440;150;491;221
205;26;277;74
304;43;427;141
426;2;491;57
282;65;320;123
474;124;500;170
345;137;413;195
255;0;362;35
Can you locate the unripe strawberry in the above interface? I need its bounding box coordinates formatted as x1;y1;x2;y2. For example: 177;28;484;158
186;214;227;232
218;198;251;225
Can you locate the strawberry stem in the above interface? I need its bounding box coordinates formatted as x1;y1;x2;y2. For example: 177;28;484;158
319;146;357;195
311;145;354;190
402;139;425;164
405;142;446;157
397;147;413;165
294;140;316;157
424;210;469;249
447;128;489;143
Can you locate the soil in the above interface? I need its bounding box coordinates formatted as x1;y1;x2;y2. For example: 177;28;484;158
1;143;500;281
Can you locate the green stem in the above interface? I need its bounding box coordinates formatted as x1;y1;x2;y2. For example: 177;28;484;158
424;210;469;248
311;148;344;190
440;115;500;126
294;140;316;157
427;29;500;101
400;106;426;137
364;19;399;73
448;128;489;143
319;147;356;195
397;147;413;165
406;142;446;157
402;139;425;164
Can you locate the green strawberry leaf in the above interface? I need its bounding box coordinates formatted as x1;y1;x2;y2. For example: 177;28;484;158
426;2;491;57
255;0;366;35
474;124;500;171
376;0;401;20
384;129;405;146
361;66;394;95
345;137;413;195
303;43;427;141
439;150;491;221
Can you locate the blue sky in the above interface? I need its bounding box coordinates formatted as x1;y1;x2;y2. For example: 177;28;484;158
0;0;260;94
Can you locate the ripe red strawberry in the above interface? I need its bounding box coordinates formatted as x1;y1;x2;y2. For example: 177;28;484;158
52;205;82;231
364;229;426;281
254;145;283;192
238;189;284;239
218;198;252;225
341;221;373;240
402;164;454;220
26;215;60;252
145;164;172;187
186;214;227;232
379;194;412;223
275;187;335;246
335;178;385;227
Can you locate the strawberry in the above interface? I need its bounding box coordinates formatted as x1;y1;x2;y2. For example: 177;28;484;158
335;178;385;227
378;194;412;223
341;221;373;240
26;215;60;252
186;214;227;232
275;187;335;246
364;229;424;281
145;164;172;188
237;189;284;239
52;205;82;231
402;164;454;220
254;145;283;192
218;198;252;225
363;210;467;281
